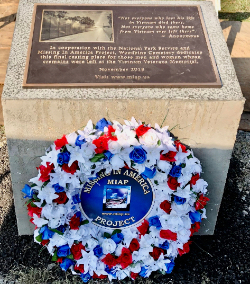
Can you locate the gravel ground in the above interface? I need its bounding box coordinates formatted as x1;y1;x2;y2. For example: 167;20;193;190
0;127;250;284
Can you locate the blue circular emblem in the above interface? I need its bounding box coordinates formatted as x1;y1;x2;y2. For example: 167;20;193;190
80;168;155;229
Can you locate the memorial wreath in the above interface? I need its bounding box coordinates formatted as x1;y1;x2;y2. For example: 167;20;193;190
22;117;209;282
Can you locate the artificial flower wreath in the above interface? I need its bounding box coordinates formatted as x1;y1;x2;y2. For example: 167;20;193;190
22;117;209;282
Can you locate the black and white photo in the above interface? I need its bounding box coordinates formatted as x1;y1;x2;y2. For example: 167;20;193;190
40;10;113;42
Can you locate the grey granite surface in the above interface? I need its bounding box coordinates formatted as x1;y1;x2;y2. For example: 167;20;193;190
2;0;244;101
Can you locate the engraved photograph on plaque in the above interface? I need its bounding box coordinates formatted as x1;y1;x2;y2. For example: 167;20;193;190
40;10;114;42
23;4;221;87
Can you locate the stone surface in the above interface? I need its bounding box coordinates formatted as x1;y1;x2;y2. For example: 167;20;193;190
0;86;3;125
2;1;243;101
2;0;245;235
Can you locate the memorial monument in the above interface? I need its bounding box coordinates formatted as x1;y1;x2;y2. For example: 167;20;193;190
2;0;245;236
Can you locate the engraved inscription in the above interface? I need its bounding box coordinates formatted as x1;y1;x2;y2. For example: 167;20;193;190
24;5;221;87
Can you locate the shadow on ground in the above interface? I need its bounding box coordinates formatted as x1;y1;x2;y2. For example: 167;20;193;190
1;131;250;283
219;12;250;22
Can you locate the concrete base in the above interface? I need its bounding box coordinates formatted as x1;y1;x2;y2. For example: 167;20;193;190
3;99;244;235
2;0;245;235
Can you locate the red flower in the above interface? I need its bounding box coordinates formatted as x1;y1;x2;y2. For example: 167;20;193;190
195;194;209;210
71;242;85;260
178;241;192;256
55;135;68;150
27;203;42;218
41;239;49;246
93;272;108;279
38;162;54;182
53;192;68;204
174;140;187;153
137;219;149;235
160;230;177;241
93;136;109;154
62;161;78;174
190;222;201;236
149;247;164;260
136;125;151;137
56;257;63;263
190;173;200;185
107;125;118;141
167;176;179;190
117;247;133;269
129;238;140;252
102;253;118;268
160;151;177;162
130;272;139;280
69;214;81;230
123;163;130;169
160;200;172;214
74;264;84;273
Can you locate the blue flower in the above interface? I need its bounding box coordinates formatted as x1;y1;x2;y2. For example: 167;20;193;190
57;244;71;257
148;215;162;229
75;135;86;148
96;118;112;131
80;272;92;283
105;265;116;277
169;164;182;178
139;266;148;278
57;151;70;165
111;233;124;244
75;211;83;222
40;226;55;240
72;194;81;204
60;258;75;271
189;211;202;224
129;146;147;164
93;245;103;258
104;150;114;161
174;196;186;205
56;225;66;234
159;240;170;250
165;259;175;274
22;184;34;198
141;167;157;179
52;183;64;193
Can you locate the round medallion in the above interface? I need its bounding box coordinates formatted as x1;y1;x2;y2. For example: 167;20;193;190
80;168;155;229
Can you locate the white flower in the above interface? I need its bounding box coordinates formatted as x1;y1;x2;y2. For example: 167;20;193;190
37;186;58;204
110;154;125;170
66;132;78;146
177;229;191;243
81;143;96;159
108;140;122;154
86;238;98;250
115;244;124;256
116;129;139;148
157;160;172;174
66;145;86;166
77;250;98;274
192;179;208;194
101;238;116;254
139;129;159;147
32;214;48;227
174;184;192;199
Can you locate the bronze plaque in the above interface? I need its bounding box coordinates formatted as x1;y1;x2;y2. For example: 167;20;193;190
23;4;221;87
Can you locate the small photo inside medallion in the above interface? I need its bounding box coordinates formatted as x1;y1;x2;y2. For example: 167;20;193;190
40;10;113;42
103;185;131;211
